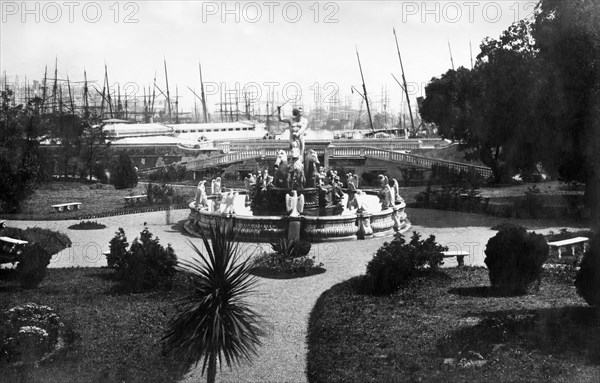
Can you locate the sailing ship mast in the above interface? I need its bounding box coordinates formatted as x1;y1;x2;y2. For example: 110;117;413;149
41;66;48;114
448;40;455;70
355;46;374;133
199;62;208;123
393;28;415;138
164;59;172;122
104;64;113;118
469;40;474;70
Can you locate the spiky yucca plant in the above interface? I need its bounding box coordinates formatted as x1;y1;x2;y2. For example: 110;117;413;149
162;221;264;383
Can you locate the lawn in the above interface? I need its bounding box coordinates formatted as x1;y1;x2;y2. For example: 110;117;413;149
307;267;600;383
0;268;189;383
0;181;194;221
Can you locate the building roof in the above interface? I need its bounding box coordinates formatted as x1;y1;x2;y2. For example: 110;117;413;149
103;123;173;137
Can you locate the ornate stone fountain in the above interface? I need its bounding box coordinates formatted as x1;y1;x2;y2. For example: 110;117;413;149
187;146;410;242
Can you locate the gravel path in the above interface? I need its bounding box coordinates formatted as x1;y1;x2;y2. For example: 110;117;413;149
2;208;590;382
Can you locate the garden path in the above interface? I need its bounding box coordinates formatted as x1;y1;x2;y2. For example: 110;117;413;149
3;208;588;382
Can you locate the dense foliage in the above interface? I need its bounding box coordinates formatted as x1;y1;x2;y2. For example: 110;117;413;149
106;226;177;292
0;226;72;257
0;227;71;288
365;232;447;295
145;183;187;205
575;233;600;306
111;152;138;189
16;243;52;289
420;0;600;224
0;91;45;213
484;226;548;295
147;163;188;183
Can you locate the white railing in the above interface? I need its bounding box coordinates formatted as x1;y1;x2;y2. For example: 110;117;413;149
329;146;493;179
141;141;491;178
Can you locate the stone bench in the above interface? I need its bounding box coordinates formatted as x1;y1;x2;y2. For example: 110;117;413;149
0;236;28;255
51;202;82;212
124;195;147;205
443;250;468;266
547;236;589;258
0;221;5;229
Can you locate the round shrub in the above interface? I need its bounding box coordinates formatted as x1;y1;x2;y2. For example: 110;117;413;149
16;243;51;289
484;226;548;295
365;232;447;295
575;233;600;306
0;303;64;364
0;226;71;257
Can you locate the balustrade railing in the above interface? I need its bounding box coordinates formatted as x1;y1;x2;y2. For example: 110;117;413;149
142;139;491;178
329;146;492;179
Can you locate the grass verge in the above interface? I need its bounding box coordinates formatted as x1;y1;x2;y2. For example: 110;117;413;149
0;181;193;221
307;267;600;383
0;268;189;383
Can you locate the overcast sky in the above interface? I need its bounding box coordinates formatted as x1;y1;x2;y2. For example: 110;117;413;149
1;0;537;114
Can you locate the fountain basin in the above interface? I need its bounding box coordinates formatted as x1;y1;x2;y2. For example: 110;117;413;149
187;193;410;242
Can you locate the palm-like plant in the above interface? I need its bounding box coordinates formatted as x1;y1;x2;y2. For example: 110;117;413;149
162;221;264;383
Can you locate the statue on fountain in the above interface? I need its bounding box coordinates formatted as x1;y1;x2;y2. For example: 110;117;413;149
278;106;308;159
195;180;209;208
222;189;237;214
274;150;290;188
211;177;222;195
346;173;359;209
391;178;404;204
378;174;395;210
286;190;305;217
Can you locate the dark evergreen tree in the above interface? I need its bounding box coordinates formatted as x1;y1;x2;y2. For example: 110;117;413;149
111;152;138;189
0;90;45;213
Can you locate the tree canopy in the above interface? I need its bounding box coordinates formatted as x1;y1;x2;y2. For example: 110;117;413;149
420;0;600;225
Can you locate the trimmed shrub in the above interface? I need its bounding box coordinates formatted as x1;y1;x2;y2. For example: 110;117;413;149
67;220;107;230
107;228;129;273
575;233;600;306
0;226;71;256
16;243;51;289
484;226;548;295
111;152;138;190
365;231;447;295
105;226;177;292
0;227;70;288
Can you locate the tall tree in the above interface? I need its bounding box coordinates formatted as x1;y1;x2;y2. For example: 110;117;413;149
420;67;481;145
533;0;600;226
474;19;544;182
421;20;546;183
0;91;45;212
80;113;110;181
